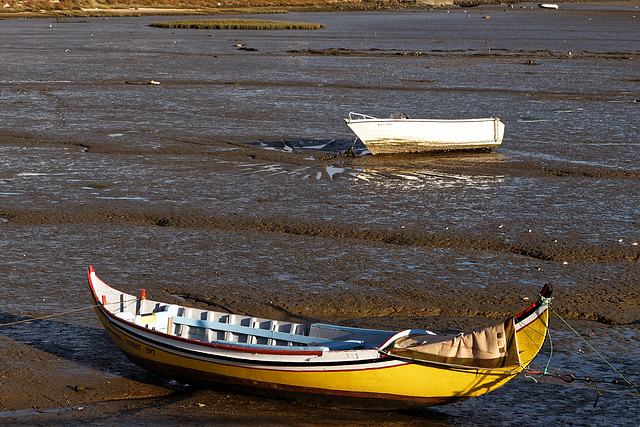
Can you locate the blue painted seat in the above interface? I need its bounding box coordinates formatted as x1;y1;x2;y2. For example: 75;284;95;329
172;316;365;350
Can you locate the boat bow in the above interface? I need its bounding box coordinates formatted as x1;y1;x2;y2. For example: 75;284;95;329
380;284;552;370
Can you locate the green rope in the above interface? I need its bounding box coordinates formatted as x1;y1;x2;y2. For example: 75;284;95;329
550;306;639;392
539;294;553;308
538;290;554;375
543;323;553;375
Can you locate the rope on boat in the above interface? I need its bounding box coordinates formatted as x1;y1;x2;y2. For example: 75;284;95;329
0;298;140;328
381;289;638;406
2;292;637;403
543;318;554;376
548;306;639;394
522;306;640;409
526;292;628;395
528;289;634;398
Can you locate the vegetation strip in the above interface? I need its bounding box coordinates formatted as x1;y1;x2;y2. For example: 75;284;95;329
150;19;325;30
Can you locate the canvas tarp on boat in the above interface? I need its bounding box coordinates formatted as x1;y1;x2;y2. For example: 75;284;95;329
385;319;520;369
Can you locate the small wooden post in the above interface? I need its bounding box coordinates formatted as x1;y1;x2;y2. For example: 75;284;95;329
167;317;174;335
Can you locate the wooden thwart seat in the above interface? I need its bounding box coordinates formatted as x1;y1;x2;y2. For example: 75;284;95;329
172;316;365;350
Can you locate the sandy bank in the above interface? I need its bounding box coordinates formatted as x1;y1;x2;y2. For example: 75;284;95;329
1;0;639;19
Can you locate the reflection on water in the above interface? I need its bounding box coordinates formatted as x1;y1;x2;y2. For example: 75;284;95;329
356;167;503;190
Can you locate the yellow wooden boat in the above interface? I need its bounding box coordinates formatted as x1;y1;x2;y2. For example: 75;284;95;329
88;266;551;409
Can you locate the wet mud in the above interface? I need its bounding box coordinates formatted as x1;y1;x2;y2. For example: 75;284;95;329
1;5;639;426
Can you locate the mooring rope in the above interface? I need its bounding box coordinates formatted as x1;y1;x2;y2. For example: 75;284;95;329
549;306;639;393
0;298;140;328
543;322;554;375
2;294;638;400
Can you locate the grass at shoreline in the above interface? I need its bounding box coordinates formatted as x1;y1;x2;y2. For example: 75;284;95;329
0;0;453;18
150;18;325;30
0;0;409;17
1;0;638;18
0;6;295;18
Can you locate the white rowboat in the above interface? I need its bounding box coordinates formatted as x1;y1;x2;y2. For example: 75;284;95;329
344;112;505;155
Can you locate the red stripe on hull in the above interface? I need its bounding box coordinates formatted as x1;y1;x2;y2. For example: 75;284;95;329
96;305;326;357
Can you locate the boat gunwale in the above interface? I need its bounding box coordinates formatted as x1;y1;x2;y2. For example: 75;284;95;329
89;267;551;371
90;285;340;359
87;267;552;408
88;268;396;362
345;117;502;124
99;305;547;376
513;283;552;329
97;310;399;369
345;111;503;124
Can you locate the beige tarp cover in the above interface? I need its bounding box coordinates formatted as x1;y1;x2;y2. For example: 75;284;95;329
386;319;520;369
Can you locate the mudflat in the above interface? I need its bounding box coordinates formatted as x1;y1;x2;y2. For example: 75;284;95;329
0;5;639;425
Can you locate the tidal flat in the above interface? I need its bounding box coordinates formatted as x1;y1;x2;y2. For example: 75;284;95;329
0;5;639;425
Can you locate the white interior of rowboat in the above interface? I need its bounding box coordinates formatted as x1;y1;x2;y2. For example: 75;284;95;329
108;296;434;352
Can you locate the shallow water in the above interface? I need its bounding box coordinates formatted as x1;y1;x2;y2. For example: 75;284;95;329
0;5;639;425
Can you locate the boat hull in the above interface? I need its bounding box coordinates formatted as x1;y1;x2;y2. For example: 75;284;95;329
345;117;505;155
88;267;549;409
100;316;470;409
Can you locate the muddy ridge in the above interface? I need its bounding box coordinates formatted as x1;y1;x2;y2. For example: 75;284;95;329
2;208;639;263
1;10;639;424
288;47;639;61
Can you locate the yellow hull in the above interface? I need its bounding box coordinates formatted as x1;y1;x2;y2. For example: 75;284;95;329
94;300;549;408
